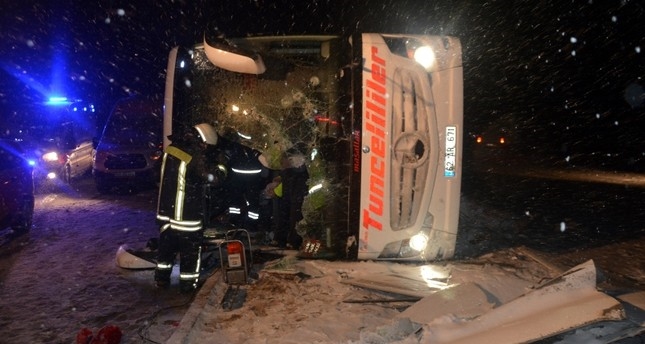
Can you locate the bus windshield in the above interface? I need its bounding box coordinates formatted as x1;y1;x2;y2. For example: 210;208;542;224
171;35;355;251
174;36;349;167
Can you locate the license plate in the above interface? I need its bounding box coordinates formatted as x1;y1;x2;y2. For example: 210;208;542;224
228;253;242;268
444;126;457;177
115;171;135;177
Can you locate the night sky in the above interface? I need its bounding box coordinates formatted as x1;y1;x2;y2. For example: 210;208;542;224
1;0;643;160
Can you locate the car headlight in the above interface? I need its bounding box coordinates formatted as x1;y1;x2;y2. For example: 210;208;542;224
42;151;59;162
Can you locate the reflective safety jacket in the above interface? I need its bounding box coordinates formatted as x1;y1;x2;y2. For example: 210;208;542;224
156;144;208;232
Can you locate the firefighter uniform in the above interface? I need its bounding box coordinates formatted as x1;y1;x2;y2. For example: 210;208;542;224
275;146;309;249
155;124;218;292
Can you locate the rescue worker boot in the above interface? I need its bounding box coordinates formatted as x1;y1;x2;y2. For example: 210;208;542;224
154;270;171;289
179;282;196;294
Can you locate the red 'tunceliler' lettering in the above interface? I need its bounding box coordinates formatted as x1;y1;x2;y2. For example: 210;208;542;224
361;45;387;234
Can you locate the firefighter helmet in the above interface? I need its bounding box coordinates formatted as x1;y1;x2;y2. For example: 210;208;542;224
194;123;218;146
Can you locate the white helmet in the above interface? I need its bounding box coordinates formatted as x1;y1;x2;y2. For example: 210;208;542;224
194;123;218;145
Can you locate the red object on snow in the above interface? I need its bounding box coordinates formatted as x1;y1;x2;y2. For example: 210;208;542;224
89;325;122;344
76;327;93;344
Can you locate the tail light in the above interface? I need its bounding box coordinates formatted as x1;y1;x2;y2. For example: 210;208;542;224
227;241;244;268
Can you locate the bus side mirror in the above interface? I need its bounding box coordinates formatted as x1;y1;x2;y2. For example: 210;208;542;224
203;34;266;75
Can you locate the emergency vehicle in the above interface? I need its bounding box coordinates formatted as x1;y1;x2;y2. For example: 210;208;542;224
163;32;463;261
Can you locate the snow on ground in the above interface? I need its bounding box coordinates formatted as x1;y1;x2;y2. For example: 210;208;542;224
1;177;645;344
0;179;188;344
167;246;645;344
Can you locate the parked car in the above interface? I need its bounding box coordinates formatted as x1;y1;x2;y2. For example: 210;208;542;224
92;96;163;193
21;120;95;187
0;138;35;234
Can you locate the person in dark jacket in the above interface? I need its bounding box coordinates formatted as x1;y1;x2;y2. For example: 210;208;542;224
274;144;309;249
154;123;219;293
209;129;271;231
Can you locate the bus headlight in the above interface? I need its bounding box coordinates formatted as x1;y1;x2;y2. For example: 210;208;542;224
409;232;429;251
379;238;422;259
379;228;432;259
412;46;436;71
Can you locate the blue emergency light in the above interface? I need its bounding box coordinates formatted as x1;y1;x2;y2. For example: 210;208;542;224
46;96;72;106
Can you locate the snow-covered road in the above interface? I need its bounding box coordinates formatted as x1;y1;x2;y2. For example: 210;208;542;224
1;174;644;343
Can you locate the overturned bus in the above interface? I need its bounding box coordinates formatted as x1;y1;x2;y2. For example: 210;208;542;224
163;32;463;261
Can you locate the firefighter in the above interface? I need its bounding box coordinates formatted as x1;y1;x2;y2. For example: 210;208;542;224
154;123;219;293
205;127;271;230
274;144;309;249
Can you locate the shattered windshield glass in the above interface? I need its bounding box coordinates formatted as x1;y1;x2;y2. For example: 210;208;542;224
180;36;347;166
175;36;354;245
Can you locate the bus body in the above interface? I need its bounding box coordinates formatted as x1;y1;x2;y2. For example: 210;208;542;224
163;33;463;261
